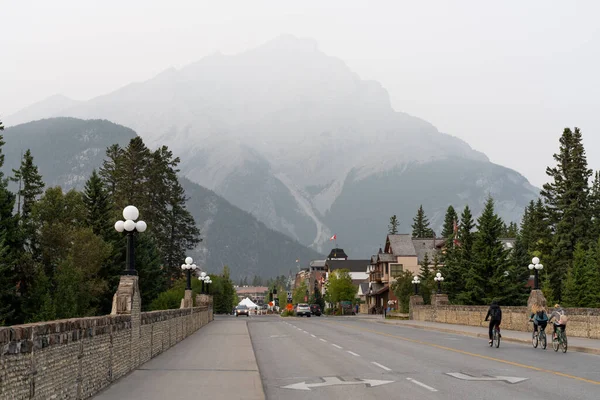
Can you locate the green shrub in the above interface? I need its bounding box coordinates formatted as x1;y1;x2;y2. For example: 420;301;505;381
280;309;295;317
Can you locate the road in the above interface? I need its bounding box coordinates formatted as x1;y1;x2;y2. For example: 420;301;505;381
248;315;600;399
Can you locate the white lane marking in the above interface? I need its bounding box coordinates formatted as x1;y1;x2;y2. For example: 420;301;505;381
406;378;438;392
347;351;360;357
311;334;316;338
371;362;392;371
332;344;343;349
320;338;327;342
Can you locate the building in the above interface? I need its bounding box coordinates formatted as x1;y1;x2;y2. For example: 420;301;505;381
234;286;269;305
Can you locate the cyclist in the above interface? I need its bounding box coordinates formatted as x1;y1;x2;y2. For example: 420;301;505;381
548;303;567;340
529;304;548;335
484;300;502;345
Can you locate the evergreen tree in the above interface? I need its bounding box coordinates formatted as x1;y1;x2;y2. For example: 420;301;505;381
0;132;19;323
461;197;509;305
541;127;592;301
11;149;45;221
411;205;434;238
26;267;56;322
441;206;458;239
582;238;600;308
0;236;15;324
589;171;600;239
562;243;587;307
388;215;399;234
99;144;123;198
444;205;474;303
136;234;167;310
83;170;112;239
418;253;433;304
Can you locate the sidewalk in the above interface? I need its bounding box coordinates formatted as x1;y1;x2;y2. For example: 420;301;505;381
360;318;600;355
93;317;265;400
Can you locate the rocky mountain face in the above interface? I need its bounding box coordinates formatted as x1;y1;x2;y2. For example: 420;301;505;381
5;35;539;257
1;118;323;280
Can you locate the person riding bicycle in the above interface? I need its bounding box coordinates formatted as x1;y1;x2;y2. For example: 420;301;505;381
529;304;548;335
484;300;502;345
548;304;567;340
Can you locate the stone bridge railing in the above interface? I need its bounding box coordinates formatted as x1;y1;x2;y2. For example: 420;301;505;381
410;292;600;340
0;276;213;399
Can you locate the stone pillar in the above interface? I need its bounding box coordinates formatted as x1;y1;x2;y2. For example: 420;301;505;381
432;294;449;307
180;289;193;309
111;275;141;316
110;275;141;371
527;289;547;313
409;295;424;320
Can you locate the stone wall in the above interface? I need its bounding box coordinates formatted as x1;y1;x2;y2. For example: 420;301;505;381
411;304;600;339
0;306;211;400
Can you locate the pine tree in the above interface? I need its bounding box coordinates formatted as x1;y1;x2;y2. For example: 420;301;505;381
388;215;399;234
444;205;474;303
562;243;587;307
541;127;592;301
99;144;123;198
582;238;600;308
461;197;509;305
418;253;433;304
83;170;112;240
441;206;458;239
589;171;600;239
11;149;45;221
136;234;167;310
411;205;434;238
0;235;15;324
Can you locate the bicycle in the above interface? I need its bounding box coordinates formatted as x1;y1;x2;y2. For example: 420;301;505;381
552;326;568;353
530;321;547;349
490;324;500;348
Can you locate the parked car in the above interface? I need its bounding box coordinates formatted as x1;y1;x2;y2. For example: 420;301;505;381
235;305;249;317
296;303;311;317
310;304;322;316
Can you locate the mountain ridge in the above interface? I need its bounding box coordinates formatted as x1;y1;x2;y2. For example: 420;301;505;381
5;35;538;255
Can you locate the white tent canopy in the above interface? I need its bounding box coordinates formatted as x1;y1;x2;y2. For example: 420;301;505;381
238;297;259;309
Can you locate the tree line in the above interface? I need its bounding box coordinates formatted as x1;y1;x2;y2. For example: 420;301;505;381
0;127;213;325
391;127;600;309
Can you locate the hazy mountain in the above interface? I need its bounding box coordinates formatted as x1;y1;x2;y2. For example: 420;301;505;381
6;35;539;256
1;118;322;279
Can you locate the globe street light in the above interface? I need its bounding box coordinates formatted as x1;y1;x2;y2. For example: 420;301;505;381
411;276;421;295
199;271;207;294
528;257;544;290
114;205;147;275
205;277;212;294
181;257;197;290
434;272;444;294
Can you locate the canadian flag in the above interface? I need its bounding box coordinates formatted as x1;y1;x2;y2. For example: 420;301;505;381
329;234;337;241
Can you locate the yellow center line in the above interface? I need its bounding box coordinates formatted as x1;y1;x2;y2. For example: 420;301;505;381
327;320;600;386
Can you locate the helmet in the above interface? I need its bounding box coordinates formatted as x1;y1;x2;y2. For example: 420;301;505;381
554;303;561;308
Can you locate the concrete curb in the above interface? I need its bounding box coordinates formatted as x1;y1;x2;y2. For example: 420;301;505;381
372;320;600;356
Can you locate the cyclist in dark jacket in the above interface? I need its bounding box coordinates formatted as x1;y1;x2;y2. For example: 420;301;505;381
484;300;502;344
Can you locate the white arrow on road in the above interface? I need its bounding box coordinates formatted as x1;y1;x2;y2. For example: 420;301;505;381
446;372;528;384
282;376;394;391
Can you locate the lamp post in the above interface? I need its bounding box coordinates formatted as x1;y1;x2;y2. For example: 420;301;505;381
199;271;207;294
205;277;212;294
412;276;421;295
114;205;147;275
180;257;197;290
434;272;444;294
528;257;544;290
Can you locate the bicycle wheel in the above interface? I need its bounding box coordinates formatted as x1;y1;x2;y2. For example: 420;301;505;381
561;333;568;353
552;332;559;352
494;329;500;348
532;331;538;348
540;331;547;349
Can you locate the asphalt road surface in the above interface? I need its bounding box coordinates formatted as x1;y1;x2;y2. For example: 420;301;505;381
248;315;600;399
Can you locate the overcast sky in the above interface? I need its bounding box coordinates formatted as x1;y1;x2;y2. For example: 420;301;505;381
2;0;599;187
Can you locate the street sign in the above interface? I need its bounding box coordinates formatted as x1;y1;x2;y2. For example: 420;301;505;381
282;377;393;391
268;301;273;307
286;303;293;311
446;373;528;384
